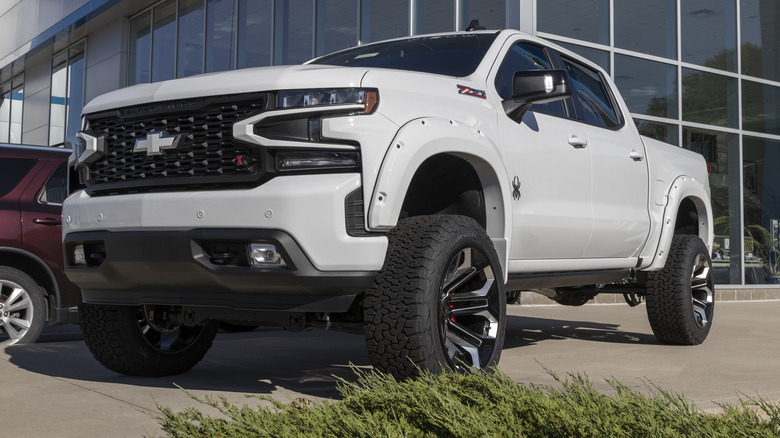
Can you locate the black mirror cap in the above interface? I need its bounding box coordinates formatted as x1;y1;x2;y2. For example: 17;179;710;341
503;69;572;121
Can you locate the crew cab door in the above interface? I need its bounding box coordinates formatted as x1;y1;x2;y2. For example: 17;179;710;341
560;57;650;258
493;41;594;261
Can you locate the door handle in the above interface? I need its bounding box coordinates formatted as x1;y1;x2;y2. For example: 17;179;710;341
568;136;588;149
33;217;62;226
629;150;645;162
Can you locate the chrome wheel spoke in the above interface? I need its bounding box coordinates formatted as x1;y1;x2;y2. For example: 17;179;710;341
689;252;714;329
2;319;23;340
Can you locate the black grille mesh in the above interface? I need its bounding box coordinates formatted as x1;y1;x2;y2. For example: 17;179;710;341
84;94;268;193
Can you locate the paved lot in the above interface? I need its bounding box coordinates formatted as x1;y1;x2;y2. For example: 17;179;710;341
3;300;780;437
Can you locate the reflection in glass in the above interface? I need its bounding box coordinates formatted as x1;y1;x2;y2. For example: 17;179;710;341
743;136;780;284
556;41;609;72
274;0;314;64
614;54;677;119
0;90;9;143
683;127;741;284
9;86;23;144
538;0;609;45
360;0;408;43
682;68;738;128
206;0;235;73
681;0;737;72
49;59;67;145
129;11;151;85
152;0;177;82
316;0;358;56
740;0;780;82
615;0;676;59
635;119;679;146
742;80;780;136
177;0;205;78
458;0;505;31
237;0;272;68
65;48;85;147
414;0;454;34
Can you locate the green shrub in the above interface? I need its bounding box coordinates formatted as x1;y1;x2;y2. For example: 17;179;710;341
152;368;780;437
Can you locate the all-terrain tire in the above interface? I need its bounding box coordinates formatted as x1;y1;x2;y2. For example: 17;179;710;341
80;303;219;377
0;266;46;345
364;215;506;379
646;235;714;345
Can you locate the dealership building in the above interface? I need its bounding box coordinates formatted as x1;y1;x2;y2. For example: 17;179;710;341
1;0;779;293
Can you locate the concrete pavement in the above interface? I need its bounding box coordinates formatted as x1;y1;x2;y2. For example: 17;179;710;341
3;300;780;437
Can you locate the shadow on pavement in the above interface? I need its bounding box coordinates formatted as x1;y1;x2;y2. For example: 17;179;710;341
5;329;371;400
504;314;658;349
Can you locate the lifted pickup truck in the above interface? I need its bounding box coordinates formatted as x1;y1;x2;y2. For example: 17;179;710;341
64;29;714;378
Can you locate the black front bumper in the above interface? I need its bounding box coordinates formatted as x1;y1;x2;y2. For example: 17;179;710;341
64;229;377;312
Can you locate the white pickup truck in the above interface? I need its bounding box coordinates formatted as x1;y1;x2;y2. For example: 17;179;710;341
64;29;714;378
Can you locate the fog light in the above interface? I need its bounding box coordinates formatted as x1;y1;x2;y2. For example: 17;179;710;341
73;244;87;265
249;244;286;267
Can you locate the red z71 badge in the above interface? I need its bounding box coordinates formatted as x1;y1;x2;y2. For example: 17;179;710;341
457;85;486;99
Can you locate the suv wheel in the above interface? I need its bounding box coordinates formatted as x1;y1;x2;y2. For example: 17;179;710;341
364;215;506;379
80;303;218;376
0;267;46;346
646;235;714;345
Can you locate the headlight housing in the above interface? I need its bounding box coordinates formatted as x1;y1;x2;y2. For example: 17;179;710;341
276;88;378;114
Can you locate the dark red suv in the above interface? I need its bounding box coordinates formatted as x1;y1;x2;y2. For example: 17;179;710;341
0;144;81;345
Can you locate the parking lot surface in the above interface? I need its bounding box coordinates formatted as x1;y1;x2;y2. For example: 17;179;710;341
4;300;780;437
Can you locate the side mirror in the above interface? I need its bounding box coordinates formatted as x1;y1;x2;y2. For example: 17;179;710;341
502;69;571;122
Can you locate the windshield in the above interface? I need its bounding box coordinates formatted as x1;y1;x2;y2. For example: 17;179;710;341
310;33;499;77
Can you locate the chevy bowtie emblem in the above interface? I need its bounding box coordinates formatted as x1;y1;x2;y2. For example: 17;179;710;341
133;131;181;156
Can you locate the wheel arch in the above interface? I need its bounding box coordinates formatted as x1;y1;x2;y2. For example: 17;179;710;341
0;247;58;321
367;117;511;280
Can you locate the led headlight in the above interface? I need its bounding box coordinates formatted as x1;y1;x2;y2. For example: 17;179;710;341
276;151;360;172
276;88;378;114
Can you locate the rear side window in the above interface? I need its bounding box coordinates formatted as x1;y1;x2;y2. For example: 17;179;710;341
563;58;621;128
495;42;567;118
0;158;35;197
39;162;68;205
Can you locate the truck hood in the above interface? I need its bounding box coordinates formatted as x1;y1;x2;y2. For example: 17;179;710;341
82;64;368;114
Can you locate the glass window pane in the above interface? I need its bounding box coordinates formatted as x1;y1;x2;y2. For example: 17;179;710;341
152;0;177;82
556;41;609;72
564;58;620;128
65;48;84;148
683;127;742;284
274;0;314;64
458;0;505;31
681;0;737;72
9;85;22;144
614;0;676;59
177;0;205;78
614;54;677;119
414;0;454;34
360;0;408;43
494;43;566;117
538;0;610;45
742;80;780;136
635;119;679;146
681;68;738;128
743;136;780;284
206;0;235;73
0;91;9;143
316;0;358;56
237;0;272;68
741;0;780;82
49;60;67;145
0;159;35;197
129;11;151;85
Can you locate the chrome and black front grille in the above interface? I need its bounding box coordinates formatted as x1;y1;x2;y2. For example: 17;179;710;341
83;93;270;194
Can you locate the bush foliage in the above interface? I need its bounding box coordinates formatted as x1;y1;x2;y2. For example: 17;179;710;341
153;368;780;437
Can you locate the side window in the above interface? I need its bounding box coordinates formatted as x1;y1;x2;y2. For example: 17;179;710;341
39;162;67;205
495;42;567;118
563;58;622;128
0;158;35;197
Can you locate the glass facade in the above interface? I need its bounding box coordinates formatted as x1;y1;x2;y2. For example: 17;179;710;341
538;0;780;286
0;77;23;144
49;43;85;148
